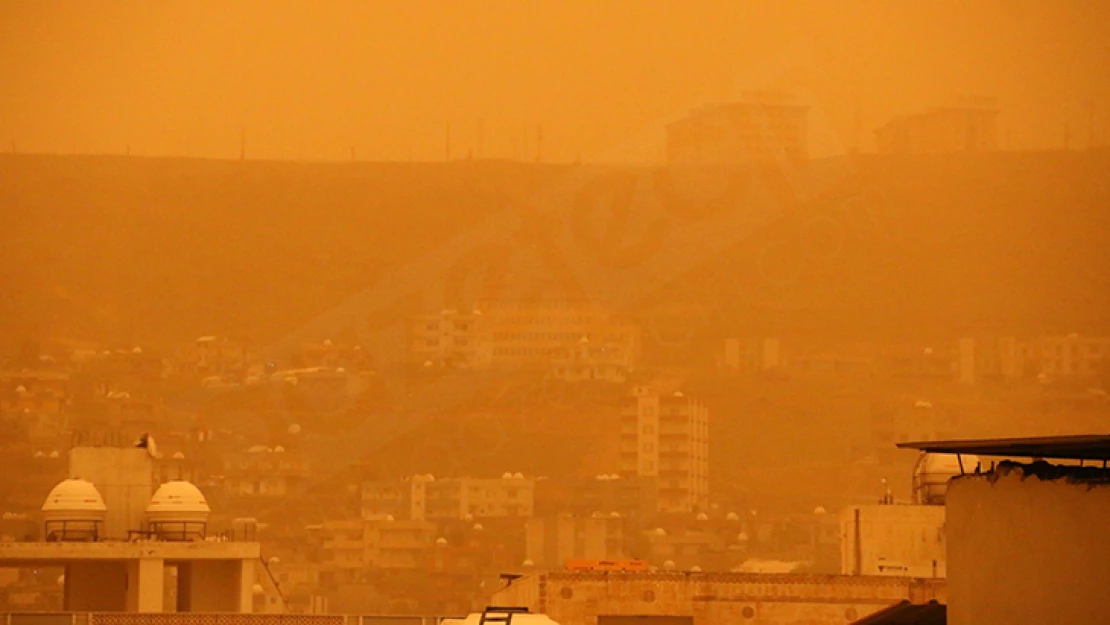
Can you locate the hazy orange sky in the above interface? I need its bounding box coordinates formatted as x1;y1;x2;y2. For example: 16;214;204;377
1;0;1108;162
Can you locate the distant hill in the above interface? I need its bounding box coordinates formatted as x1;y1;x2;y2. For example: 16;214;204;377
2;151;1109;354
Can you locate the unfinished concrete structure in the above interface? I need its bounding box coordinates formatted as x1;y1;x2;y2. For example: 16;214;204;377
899;434;1110;625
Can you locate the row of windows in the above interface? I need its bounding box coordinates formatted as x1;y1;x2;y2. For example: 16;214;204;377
492;316;600;326
493;332;589;342
493;347;561;357
424;338;470;347
424;322;471;332
481;300;592;310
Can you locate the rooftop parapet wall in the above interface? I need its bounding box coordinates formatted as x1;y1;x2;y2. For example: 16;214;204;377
495;572;946;625
947;462;1110;625
0;540;261;565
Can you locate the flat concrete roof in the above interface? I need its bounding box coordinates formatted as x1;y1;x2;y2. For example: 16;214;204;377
897;434;1110;461
0;541;260;566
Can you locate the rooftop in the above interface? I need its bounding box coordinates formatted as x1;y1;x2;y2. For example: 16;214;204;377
897;434;1110;461
0;540;260;566
852;600;946;625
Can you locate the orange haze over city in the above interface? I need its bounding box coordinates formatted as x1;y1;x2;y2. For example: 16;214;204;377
1;1;1109;622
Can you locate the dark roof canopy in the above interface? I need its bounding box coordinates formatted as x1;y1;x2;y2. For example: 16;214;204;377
897;434;1110;461
853;600;945;625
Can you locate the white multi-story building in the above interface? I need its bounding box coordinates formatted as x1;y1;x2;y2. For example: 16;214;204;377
620;386;709;514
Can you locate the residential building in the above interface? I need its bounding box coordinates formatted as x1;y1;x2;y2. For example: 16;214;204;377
1028;334;1109;378
549;334;637;383
875;97;999;154
525;515;626;569
313;518;435;581
410;298;640;372
0;370;69;415
223;447;309;497
620;386;709;514
533;475;657;519
362;475;534;521
666;91;809;165
174;336;253;379
410;310;481;368
298;339;368;370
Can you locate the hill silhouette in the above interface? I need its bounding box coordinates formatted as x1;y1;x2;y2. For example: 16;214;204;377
2;151;1109;352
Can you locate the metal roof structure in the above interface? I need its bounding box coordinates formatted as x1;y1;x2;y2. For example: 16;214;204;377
897;434;1110;461
852;600;945;625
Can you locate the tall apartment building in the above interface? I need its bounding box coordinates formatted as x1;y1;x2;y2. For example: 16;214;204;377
410;297;640;372
875;97;999;154
666;91;809;165
620;386;709;514
363;475;535;521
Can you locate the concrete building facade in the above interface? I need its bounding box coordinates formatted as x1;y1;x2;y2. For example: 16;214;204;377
525;516;626;569
875;99;999;155
621;387;708;514
946;462;1110;625
410;299;640;372
666;92;809;165
839;504;946;578
492;571;946;625
362;476;534;521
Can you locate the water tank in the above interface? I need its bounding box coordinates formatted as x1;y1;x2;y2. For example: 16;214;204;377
41;479;107;541
912;452;980;505
146;481;210;540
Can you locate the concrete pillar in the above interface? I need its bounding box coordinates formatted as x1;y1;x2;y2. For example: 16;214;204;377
177;560;255;612
68;447;154;539
64;562;128;611
126;558;165;612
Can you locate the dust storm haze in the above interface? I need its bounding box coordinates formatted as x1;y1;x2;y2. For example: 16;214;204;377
1;1;1109;621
